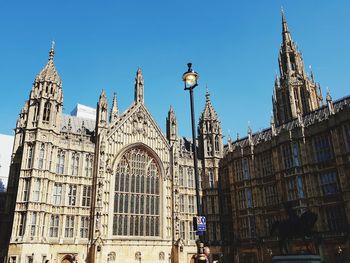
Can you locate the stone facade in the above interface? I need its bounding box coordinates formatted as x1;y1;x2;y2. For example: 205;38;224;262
1;10;350;263
219;12;350;263
0;46;223;263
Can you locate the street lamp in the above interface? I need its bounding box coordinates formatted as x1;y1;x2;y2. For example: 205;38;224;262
182;63;206;263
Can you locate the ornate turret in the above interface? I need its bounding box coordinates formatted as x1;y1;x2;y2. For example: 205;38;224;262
23;43;63;132
134;68;144;104
273;10;323;125
199;89;223;158
166;105;177;142
110;92;119;123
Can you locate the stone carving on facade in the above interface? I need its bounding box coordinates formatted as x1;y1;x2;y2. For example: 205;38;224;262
159;252;165;260
107;252;116;262
132;108;148;135
135;252;141;261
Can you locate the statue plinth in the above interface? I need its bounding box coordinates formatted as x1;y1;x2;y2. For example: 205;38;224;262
272;254;321;263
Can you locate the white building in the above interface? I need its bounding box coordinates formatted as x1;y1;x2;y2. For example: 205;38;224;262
0;134;14;189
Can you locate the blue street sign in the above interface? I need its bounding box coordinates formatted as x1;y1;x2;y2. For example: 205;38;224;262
196;216;206;231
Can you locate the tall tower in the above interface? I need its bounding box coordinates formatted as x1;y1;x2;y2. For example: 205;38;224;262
273;10;323;125
1;44;63;260
198;90;223;249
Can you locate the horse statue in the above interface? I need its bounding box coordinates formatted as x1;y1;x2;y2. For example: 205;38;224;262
270;202;318;254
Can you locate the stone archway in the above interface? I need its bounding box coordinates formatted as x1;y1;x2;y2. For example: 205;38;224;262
61;255;72;263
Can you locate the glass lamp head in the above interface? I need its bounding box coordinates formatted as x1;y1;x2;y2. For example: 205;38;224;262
182;63;199;88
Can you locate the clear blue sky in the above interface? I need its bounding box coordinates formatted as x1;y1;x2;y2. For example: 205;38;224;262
0;1;349;141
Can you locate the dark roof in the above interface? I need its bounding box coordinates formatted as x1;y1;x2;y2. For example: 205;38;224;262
228;95;350;148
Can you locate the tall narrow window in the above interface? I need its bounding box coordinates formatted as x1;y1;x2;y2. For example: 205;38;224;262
235;160;243;181
49;215;59;237
27;145;33;169
33;103;39;122
215;135;220;153
70;153;80;176
43;101;51;122
188;168;194;188
292;142;300;167
30;212;38;236
179;166;184;186
188;195;195;213
38;144;45;169
286;178;297;201
180;221;185;239
189;221;195;240
313;134;333;162
56;150;65;174
246;188;252;208
82;186;91;207
33;179;40;202
297;176;304;198
208;171;214;189
281;144;293;169
319;170;338;196
65;216;74;237
68;185;77;206
85;154;93;177
180;194;185;213
80;216;89;238
52;183;62;206
23;179;30;201
243;159;250;180
18;212;26;236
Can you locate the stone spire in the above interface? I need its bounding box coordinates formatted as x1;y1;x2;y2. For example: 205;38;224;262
201;88;219;121
134;68;144;104
25;43;63;131
199;89;223;158
35;42;61;85
281;8;292;46
273;10;323;126
110;92;119;123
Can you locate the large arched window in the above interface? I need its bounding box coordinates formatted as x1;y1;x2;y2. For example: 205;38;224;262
113;147;160;237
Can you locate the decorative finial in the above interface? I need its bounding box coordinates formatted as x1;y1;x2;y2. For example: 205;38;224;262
49;41;55;61
205;86;210;102
187;62;193;72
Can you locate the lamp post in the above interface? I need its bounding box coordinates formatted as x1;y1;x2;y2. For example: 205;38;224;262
182;63;206;262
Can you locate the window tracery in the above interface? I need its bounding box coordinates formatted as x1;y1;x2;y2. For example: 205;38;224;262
113;147;160;237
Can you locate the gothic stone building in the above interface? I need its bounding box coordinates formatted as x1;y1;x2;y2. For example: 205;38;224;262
218;12;350;263
0;46;223;263
1;11;350;263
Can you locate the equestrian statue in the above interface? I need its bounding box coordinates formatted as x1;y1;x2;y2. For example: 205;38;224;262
270;202;318;254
